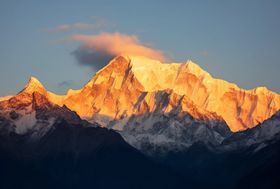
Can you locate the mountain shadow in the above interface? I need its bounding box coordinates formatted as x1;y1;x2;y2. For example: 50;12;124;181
0;119;186;189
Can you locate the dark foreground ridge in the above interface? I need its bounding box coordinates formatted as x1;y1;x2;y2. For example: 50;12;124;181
0;119;183;189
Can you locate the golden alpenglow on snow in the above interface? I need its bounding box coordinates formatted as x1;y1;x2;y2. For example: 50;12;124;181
3;55;280;132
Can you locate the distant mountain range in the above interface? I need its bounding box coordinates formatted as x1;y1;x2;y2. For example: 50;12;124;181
0;55;280;189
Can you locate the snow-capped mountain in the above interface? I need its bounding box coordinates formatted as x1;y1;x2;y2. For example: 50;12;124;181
0;55;280;155
63;55;279;132
1;55;280;189
0;77;88;139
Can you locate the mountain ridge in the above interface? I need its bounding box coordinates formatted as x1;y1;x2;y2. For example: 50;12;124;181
1;55;279;133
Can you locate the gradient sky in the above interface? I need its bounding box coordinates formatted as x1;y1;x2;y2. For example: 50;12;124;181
0;0;279;96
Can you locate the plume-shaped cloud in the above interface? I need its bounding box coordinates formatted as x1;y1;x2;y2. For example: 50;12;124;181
70;32;166;70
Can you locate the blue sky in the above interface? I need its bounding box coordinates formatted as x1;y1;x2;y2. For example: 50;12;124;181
0;0;279;96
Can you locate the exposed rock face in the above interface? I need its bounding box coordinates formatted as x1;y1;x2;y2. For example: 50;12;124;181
63;56;145;121
60;56;224;131
58;55;280;132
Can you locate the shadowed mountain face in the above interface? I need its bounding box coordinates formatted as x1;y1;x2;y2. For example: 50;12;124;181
1;110;280;189
152;111;280;189
0;118;186;189
157;135;280;189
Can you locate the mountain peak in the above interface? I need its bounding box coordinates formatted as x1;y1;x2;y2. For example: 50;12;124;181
184;60;211;78
29;76;43;84
21;76;46;94
94;55;131;76
85;55;135;90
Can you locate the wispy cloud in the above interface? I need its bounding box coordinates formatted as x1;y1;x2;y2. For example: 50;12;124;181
47;21;107;33
70;32;166;70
